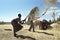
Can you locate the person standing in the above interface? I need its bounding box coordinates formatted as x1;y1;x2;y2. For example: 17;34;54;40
29;20;35;32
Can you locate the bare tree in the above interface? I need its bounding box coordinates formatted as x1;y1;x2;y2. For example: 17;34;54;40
45;0;57;22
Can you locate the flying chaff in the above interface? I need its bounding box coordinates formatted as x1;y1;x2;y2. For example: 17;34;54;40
25;7;40;21
45;0;57;7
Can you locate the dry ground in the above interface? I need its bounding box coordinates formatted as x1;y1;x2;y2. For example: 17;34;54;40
0;22;60;40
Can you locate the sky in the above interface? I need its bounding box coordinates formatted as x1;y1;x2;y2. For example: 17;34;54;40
0;0;60;22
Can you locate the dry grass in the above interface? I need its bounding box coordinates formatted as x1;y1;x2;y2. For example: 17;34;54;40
0;22;60;40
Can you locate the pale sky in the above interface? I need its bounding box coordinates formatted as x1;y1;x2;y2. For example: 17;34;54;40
0;0;60;22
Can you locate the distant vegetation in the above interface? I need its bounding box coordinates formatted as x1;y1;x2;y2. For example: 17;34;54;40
0;15;60;24
0;21;11;24
50;15;60;23
55;15;60;22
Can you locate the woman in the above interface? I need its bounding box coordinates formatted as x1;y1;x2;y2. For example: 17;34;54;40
11;14;24;37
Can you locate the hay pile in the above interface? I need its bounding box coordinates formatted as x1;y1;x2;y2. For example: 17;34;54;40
51;23;60;31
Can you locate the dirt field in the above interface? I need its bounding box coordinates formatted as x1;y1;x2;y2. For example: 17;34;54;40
0;22;60;40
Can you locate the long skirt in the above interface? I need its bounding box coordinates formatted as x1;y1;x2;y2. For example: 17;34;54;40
11;20;23;32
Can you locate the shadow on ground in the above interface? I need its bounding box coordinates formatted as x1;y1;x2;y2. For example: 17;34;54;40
16;35;36;40
36;31;54;36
